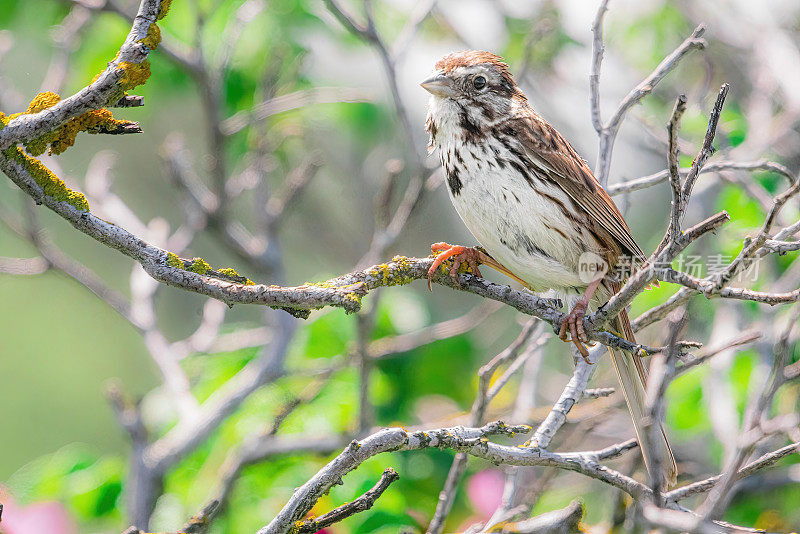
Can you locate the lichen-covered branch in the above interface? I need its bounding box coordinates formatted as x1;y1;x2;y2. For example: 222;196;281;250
258;421;645;534
0;0;167;149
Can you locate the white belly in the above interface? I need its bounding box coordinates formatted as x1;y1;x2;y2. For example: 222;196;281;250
444;139;587;292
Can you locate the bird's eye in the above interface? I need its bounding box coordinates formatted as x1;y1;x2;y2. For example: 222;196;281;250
472;75;487;90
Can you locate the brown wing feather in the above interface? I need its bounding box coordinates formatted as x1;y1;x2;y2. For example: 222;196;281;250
511;114;646;261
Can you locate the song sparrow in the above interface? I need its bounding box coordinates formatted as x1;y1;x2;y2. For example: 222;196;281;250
421;50;677;486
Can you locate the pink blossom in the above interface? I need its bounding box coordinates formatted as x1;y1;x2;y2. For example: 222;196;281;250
0;489;76;534
466;469;505;517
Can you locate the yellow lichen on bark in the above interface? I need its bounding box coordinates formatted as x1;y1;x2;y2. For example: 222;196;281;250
188;257;211;274
157;0;173;20
118;61;152;91
1;109;89;211
17;93;136;156
26;91;61;113
166;252;184;269
139;22;161;50
217;267;256;285
3;146;89;211
48;108;132;155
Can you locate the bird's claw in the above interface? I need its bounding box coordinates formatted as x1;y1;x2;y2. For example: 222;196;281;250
558;300;591;363
427;242;483;291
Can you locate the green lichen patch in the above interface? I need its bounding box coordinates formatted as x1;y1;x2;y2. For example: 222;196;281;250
188;257;211;274
304;281;337;289
391;255;412;268
4;147;89;211
166;252;183;269
272;306;311;320
365;256;416;287
163;255;257;286
216;267;240;278
216;267;255;285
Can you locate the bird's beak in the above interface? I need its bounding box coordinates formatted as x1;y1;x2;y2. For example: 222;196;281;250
420;73;456;98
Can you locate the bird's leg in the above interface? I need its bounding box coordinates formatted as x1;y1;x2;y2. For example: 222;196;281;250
427;243;530;290
558;278;603;362
427;242;484;290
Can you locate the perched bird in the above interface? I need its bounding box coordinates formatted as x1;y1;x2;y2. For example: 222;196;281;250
420;50;677;487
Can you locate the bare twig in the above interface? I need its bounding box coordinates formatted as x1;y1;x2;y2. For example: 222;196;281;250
221;87;376;135
367;301;501;358
589;83;733;331
642;504;763;534
355;312;375;433
643;309;686;497
592;14;706;186
179;500;220;534
662;94;687;250
608;160;796;196
500;499;583;534
676;330;761;375
589;0;610;135
295;468;400;533
664;442;800;503
39;3;92;93
0;255;48;274
696;307;799;520
680;84;731;219
527;342;607;450
583;387;616;399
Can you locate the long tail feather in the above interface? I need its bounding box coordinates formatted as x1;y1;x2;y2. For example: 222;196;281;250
610;310;677;488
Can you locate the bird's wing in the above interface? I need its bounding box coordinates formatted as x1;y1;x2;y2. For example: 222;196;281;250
511;114;646;261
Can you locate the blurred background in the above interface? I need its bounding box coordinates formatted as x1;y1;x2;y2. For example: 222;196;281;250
1;0;799;532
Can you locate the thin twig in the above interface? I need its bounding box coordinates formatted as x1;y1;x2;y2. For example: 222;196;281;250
593;21;706;186
608;160;796;196
295;468;400;533
664;442;800;503
680;84;730;220
589;0;610;135
500;499;583;534
660;94;687;252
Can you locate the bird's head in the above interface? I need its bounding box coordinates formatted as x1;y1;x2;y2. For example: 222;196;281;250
420;50;524;107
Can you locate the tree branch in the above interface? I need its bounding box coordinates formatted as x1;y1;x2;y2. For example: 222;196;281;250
427;320;546;534
500;499;583;534
295;468;400;533
0;0;163;149
259;421;646;534
607;160;796;196
664;442;800;503
593;19;706;186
